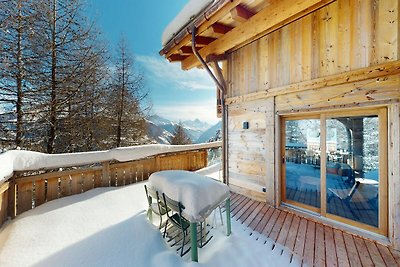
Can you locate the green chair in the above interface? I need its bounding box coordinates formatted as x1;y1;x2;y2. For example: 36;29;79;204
162;193;191;257
144;185;168;229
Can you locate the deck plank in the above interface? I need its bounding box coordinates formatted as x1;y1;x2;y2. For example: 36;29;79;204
231;195;250;214
248;204;269;231
285;215;301;251
254;206;275;233
293;218;308;258
333;229;350;267
303;220;315;267
364;241;386;267
376;243;397;267
268;210;287;241
229;192;400;267
314;223;326;267
276;212;294;245
389;248;400;266
342;232;363;267
237;200;259;223
233;198;254;219
261;209;281;237
325;226;338;267
242;202;265;226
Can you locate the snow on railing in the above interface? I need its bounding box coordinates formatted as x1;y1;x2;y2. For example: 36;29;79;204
0;142;221;226
0;141;222;183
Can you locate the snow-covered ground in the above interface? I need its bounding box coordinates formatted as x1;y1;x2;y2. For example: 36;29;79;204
0;169;300;267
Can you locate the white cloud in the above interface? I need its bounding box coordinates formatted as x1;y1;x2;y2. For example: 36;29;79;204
136;55;215;91
154;99;219;124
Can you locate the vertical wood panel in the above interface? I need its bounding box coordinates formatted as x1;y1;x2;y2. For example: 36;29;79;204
70;174;82;195
376;0;398;63
35;179;46;207
17;182;33;215
82;173;94;192
46;178;59;202
0;189;8;225
60;175;71;197
337;0;351;72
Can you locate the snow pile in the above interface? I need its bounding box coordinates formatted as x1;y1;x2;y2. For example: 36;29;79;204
148;170;229;222
0;181;300;267
162;0;214;46
0;142;222;183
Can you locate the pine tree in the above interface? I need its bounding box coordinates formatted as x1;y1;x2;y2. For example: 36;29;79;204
0;0;37;149
170;122;192;145
29;0;108;153
106;37;148;147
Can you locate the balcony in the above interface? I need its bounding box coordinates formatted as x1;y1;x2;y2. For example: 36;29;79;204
0;143;399;266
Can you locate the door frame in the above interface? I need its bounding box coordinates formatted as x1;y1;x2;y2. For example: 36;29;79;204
280;107;388;236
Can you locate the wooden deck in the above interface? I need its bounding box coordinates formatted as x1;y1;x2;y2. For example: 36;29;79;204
229;192;400;267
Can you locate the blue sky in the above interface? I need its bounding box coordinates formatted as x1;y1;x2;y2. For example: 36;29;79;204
85;0;218;124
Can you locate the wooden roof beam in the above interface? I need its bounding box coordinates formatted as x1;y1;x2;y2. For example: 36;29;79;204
181;0;335;70
163;0;245;58
211;23;233;35
178;46;195;55
168;54;188;62
195;36;217;46
230;4;254;23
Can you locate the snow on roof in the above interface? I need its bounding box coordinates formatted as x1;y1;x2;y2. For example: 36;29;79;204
0;142;221;183
161;0;215;46
0;181;300;266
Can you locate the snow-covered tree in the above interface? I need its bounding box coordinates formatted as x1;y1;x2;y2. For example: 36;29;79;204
170;122;192;145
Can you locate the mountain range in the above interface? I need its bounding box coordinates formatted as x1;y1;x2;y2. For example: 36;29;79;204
146;115;220;144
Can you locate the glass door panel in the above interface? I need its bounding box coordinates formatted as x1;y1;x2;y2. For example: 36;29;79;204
326;116;379;227
285;119;321;209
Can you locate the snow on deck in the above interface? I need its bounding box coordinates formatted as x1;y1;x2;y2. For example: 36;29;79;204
0;175;297;267
0;141;221;183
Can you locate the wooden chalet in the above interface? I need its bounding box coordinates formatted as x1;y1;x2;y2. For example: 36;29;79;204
160;0;400;252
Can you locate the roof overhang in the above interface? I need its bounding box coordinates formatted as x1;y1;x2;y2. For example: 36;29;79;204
160;0;335;70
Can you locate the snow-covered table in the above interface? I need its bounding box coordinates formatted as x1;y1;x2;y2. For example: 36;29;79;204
148;170;231;262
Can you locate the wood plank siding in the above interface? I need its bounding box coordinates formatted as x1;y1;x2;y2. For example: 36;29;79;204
226;0;399;99
230;192;400;267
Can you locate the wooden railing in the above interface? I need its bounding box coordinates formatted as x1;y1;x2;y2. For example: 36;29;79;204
0;144;221;228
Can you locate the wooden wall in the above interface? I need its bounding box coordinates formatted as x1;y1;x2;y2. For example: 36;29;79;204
223;0;400;247
226;0;399;98
227;99;275;202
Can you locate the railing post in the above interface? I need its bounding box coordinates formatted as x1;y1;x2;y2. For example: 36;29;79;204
8;176;16;219
203;149;208;168
102;162;110;187
155;155;160;172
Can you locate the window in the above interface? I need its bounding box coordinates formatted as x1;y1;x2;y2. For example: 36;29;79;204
281;108;387;235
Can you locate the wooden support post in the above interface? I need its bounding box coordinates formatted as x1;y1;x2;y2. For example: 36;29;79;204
7;176;16;219
102;162;110;187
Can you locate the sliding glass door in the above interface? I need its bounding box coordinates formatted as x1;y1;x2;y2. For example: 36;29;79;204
281;109;387;235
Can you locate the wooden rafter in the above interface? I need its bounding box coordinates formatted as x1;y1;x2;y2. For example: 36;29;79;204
168;54;188;62
230;4;254;23
211;23;233;35
163;0;245;58
195;36;217;46
179;46;195;55
181;0;335;70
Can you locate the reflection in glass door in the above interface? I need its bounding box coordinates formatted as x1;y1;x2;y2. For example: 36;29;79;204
284;119;321;210
282;109;387;234
326;116;380;227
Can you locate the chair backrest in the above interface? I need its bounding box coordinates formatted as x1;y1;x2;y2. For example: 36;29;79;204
144;185;158;205
162;193;185;216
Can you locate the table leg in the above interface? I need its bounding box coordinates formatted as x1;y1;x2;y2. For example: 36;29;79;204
190;222;198;262
226;198;231;236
